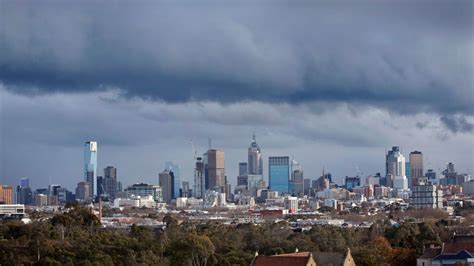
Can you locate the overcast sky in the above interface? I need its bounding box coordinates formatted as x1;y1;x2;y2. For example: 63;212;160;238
1;0;473;190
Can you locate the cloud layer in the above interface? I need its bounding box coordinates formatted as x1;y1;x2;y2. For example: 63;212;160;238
1;0;473;115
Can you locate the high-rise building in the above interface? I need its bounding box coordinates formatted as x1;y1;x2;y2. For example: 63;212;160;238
56;187;70;203
35;194;48;207
206;149;225;192
290;160;304;196
181;181;190;198
409;151;423;187
165;162;181;199
194;157;205;198
104;166;117;199
303;178;311;196
440;162;470;185
410;178;443;209
20;178;29;188
386;146;406;177
17;177;33;205
269;156;290;194
237;175;248;187
239;162;248;176
405;162;412;189
159;169;175;203
425;169;436;182
442;162;458;185
84;141;98;197
0;185;14;204
345;176;361;191
248;133;263;175
75;181;91;202
16;186;33;205
97;176;104;196
313;171;331;192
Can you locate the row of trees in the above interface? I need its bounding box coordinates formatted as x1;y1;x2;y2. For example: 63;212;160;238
0;205;467;265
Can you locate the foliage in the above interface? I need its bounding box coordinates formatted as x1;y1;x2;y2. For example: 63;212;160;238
0;207;464;265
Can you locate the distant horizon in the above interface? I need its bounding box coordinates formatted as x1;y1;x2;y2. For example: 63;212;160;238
1;136;471;192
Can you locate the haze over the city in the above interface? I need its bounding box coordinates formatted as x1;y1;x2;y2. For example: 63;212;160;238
1;0;473;190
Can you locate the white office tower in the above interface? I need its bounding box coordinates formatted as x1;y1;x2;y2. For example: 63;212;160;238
386;146;406;177
386;146;407;190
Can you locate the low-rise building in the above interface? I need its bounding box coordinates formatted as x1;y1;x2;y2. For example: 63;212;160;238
284;196;298;213
0;204;25;220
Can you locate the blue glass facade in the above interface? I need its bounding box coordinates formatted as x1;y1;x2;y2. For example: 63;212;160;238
269;156;289;194
84;141;98;196
166;162;181;199
345;177;361;191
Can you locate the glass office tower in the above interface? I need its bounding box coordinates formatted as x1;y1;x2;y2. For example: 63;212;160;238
166;162;181;199
84;141;98;197
269;156;290;194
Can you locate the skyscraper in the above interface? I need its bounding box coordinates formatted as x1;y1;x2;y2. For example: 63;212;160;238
239;162;248;176
386;146;408;190
386;146;406;177
409;151;423;186
0;185;14;204
84;141;98;197
104;166;117;199
290;160;304;196
206;149;225;192
425;169;436;182
345;176;361;191
165;162;181;199
248;133;263;175
75;181;91;202
20;178;29;188
405;162;411;189
269;156;290;194
159;169;174;203
16;186;33;205
194;157;205;198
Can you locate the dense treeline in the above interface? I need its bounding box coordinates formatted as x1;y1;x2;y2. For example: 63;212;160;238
0;205;467;265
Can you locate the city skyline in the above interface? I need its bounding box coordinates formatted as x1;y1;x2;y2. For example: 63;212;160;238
2;137;470;194
1;1;473;190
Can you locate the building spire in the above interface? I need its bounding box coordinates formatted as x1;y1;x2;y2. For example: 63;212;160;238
252;132;256;142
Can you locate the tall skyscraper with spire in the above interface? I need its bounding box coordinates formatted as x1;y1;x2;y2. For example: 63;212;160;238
248;133;263;175
84;141;98;197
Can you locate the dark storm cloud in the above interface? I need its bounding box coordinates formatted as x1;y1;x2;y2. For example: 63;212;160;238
440;115;474;133
1;0;472;115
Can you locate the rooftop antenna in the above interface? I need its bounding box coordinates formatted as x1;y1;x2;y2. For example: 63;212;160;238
208;137;212;150
252;132;256;141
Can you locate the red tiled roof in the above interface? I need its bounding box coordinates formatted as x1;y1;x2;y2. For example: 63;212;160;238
273;252;311;257
253;252;311;266
443;243;474;254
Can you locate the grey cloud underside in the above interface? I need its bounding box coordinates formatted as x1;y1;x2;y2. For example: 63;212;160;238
0;0;473;115
440;115;474;134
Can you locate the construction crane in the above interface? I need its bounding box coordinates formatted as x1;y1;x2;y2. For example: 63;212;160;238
190;139;197;161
